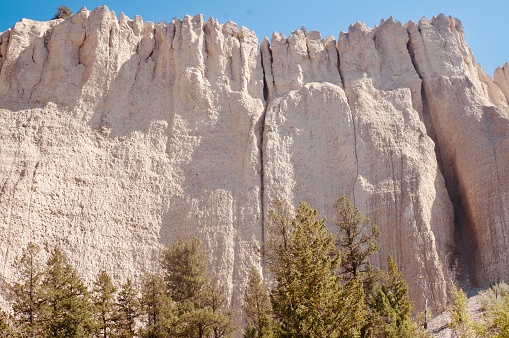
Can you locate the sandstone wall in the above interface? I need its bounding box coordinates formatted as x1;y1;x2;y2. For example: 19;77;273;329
1;6;508;321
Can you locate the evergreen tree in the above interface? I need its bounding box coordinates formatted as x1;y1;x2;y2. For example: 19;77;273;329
176;282;235;338
209;282;236;338
243;267;273;338
39;247;93;338
449;286;474;338
0;308;16;338
161;237;208;303
115;278;140;338
334;197;382;337
92;270;117;338
161;237;235;338
140;273;174;338
481;286;509;338
334;197;380;283
267;200;362;338
52;6;72;20
9;242;44;336
374;255;422;337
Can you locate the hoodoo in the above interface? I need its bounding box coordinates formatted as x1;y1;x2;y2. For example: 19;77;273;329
1;6;508;324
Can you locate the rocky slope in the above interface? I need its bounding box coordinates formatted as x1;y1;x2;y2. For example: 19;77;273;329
1;6;508;322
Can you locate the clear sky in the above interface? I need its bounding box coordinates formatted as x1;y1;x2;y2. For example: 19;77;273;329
0;0;507;75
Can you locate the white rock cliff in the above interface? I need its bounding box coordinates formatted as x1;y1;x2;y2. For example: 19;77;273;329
1;7;508;323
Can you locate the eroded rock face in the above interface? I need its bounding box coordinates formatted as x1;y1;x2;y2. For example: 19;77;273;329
1;6;508;323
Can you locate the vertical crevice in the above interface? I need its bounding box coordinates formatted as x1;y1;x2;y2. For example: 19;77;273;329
0;30;11;78
406;27;477;288
350;106;359;205
336;45;345;89
336;41;357;203
258;44;271;271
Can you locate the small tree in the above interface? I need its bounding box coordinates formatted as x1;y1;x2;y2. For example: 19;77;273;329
161;237;208;303
243;267;273;338
374;255;422;337
52;6;73;20
0;308;16;337
161;237;235;338
140;273;174;338
92;270;117;338
39;247;93;338
9;242;44;335
334;197;380;282
334;197;382;337
115;278;140;338
449;285;473;338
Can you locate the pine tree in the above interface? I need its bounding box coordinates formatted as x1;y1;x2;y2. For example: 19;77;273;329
115;278;140;338
267;200;361;338
140;273;174;338
161;237;235;338
9;242;44;336
39;247;93;338
161;237;208;303
92;270;117;338
243;267;273;338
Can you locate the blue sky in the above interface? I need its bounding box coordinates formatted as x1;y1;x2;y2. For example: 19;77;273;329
0;0;507;75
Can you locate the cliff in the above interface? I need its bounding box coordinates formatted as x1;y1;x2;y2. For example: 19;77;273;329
1;6;508;321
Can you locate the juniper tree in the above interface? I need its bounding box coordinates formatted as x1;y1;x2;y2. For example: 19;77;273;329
449;285;473;338
334;197;380;283
374;255;422;337
479;283;509;337
334;197;383;336
243;267;273;338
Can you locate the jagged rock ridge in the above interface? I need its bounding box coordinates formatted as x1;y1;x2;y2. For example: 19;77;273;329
1;6;508;323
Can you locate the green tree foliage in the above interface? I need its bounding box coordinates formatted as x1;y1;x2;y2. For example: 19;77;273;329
373;255;422;337
140;273;174;338
334;197;380;283
472;282;509;337
243;267;273;338
92;270;117;338
161;237;208;303
115;278;140;338
39;247;93;338
334;197;383;337
267;200;364;338
9;242;44;335
0;308;16;338
52;5;73;20
449;285;473;338
160;237;235;338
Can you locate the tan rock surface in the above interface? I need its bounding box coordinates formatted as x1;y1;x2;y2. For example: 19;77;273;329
263;18;454;312
0;7;265;322
408;14;509;286
1;7;509;327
